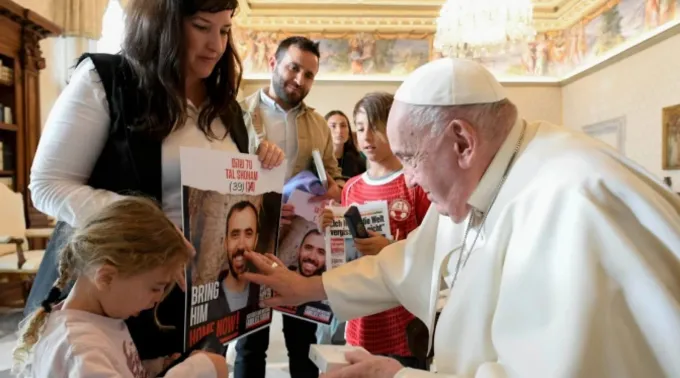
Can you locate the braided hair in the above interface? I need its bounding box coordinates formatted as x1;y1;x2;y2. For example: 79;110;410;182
12;197;192;375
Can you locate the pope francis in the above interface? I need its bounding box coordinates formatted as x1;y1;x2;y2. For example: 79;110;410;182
243;58;680;378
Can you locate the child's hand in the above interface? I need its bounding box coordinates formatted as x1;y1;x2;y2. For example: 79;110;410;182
353;231;391;256
317;208;333;231
163;353;181;370
191;351;229;378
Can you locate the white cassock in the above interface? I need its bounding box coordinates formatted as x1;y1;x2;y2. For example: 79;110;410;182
322;118;680;378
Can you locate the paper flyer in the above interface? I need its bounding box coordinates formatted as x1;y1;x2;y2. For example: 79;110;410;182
273;188;334;324
180;147;286;349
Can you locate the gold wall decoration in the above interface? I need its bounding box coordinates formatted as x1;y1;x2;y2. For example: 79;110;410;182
663;104;680;170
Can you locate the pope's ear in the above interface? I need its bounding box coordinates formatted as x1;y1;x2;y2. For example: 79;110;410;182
443;119;477;168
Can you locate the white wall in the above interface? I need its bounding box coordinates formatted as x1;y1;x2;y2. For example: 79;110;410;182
562;31;680;191
241;80;563;128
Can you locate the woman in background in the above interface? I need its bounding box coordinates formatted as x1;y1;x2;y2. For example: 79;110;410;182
25;0;283;362
325;110;366;184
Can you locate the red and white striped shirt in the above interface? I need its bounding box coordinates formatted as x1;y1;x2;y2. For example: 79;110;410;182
342;170;431;357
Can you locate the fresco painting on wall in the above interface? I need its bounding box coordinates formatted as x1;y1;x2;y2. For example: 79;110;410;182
234;0;679;80
504;0;650;77
662;104;680;170
234;29;431;79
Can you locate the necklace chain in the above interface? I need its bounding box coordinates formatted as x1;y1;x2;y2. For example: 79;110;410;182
450;122;527;288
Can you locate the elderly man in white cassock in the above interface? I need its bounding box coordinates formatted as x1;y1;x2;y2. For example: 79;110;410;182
243;57;680;378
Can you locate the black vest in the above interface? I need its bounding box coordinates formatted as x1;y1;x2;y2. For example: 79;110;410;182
27;53;250;359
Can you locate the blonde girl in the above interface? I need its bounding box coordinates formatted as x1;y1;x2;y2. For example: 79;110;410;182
12;197;228;378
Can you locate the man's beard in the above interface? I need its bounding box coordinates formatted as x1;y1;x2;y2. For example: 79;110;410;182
228;249;247;279
298;256;324;277
272;71;307;108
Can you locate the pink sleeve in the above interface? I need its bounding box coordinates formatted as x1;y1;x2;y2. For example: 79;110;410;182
413;186;432;224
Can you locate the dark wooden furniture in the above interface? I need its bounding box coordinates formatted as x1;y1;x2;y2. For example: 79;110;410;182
0;0;60;230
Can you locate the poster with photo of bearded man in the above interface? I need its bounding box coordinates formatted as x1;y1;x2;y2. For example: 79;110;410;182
180;147;286;350
273;189;334;325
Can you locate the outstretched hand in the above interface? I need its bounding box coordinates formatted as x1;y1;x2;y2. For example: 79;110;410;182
242;251;326;307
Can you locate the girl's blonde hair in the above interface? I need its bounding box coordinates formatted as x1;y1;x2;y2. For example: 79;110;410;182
12;197;191;375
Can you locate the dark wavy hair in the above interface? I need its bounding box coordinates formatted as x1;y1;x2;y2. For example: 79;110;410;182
122;0;242;140
324;110;360;156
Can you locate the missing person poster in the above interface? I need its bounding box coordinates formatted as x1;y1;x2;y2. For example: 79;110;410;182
180;147;286;350
325;201;392;266
273;188;334;324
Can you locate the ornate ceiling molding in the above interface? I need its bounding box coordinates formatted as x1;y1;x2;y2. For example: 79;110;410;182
234;0;611;33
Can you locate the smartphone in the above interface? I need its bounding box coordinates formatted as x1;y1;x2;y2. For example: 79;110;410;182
344;206;369;239
157;333;226;376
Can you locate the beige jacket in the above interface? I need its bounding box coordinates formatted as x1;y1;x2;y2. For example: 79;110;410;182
240;90;341;180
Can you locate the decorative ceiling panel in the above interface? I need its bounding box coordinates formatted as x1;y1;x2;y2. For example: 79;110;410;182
235;0;611;32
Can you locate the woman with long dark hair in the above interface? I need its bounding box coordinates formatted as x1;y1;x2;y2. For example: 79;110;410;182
26;0;284;362
325;110;366;183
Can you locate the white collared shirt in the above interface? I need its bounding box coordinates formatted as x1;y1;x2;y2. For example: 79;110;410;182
258;89;299;179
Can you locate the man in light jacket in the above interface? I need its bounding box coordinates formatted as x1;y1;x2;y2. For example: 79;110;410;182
235;36;342;378
243;57;680;378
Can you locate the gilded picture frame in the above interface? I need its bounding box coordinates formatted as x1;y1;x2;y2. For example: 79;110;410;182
662;104;680;170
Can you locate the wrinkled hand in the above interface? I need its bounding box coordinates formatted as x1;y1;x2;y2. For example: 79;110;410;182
353;231;391;256
310;172;342;203
320;350;403;378
242;251;322;307
257;140;285;169
280;203;296;226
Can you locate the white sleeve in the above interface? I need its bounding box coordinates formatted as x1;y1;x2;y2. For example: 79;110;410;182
29;58;125;228
473;186;680;377
322;241;405;322
163;354;217;378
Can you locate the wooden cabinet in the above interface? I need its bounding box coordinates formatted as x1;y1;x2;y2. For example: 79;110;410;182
0;0;60;228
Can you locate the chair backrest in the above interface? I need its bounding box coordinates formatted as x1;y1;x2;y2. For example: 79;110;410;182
0;184;28;256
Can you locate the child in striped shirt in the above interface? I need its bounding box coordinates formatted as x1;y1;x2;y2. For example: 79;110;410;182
319;92;431;369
